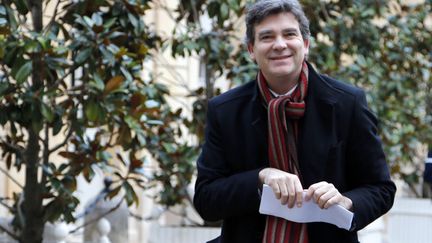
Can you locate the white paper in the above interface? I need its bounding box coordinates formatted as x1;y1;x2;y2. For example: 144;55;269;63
259;184;354;230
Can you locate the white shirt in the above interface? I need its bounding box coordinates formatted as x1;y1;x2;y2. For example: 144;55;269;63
269;84;298;98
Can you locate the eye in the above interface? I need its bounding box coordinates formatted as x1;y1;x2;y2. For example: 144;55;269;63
260;35;272;41
285;31;297;37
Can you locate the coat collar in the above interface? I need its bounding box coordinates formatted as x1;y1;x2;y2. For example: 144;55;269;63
250;62;339;137
250;62;341;185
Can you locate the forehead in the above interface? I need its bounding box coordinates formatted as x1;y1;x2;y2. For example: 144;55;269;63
254;12;300;34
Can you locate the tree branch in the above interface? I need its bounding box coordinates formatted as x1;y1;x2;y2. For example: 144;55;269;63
47;64;79;92
48;125;74;154
43;0;61;33
0;166;24;189
0;197;13;211
0;63;12;84
0;140;25;160
68;198;124;234
41;125;50;187
0;223;19;241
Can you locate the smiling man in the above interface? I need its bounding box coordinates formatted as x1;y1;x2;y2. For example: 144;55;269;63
249;11;308;94
193;1;396;243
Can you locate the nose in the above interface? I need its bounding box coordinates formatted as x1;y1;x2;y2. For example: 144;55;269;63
273;36;287;50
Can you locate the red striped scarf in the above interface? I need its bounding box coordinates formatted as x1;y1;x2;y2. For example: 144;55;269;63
258;62;309;243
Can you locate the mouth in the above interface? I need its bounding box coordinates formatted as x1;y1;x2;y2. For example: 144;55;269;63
269;55;292;60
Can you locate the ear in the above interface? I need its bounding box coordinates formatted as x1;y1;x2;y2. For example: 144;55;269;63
303;39;310;57
247;43;256;61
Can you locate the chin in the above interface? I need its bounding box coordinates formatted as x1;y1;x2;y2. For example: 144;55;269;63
271;68;294;76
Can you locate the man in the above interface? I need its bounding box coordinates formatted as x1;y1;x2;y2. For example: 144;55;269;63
193;0;396;242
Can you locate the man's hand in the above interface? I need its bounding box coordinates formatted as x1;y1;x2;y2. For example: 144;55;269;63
305;182;353;211
259;168;303;208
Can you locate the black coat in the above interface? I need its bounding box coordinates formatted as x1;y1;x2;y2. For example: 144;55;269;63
193;63;396;243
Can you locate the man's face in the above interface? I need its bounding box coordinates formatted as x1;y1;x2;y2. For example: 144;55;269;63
248;12;309;84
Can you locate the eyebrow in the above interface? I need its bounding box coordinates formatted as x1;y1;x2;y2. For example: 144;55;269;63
257;27;299;37
257;30;274;37
282;28;299;33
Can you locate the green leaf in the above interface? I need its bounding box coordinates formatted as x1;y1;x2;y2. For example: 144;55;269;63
24;40;40;53
37;36;49;50
120;66;133;81
162;142;176;153
75;48;92;64
137;131;146;146
207;2;219;18
220;3;229;20
123;181;138;206
98;46;115;65
0;6;6;15
41;103;54;122
91;12;103;26
15;61;32;84
50;178;62;191
127;13;138;27
0;82;8;96
83;16;94;27
85;102;101;122
228;0;240;12
104;18;117;29
90;73;105;91
5;5;17;30
146;120;164;126
52;117;63;135
14;0;29;15
124;116;141;131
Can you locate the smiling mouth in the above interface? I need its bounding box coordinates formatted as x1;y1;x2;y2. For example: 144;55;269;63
270;55;292;60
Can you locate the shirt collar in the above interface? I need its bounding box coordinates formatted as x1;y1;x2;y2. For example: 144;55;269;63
269;84;298;98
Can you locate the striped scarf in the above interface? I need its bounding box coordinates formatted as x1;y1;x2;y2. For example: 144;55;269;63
258;61;309;243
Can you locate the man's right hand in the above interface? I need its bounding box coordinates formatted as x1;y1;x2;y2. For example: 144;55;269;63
259;168;304;208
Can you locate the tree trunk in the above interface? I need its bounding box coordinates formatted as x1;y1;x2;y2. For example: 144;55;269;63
21;130;44;243
203;55;215;102
21;1;44;243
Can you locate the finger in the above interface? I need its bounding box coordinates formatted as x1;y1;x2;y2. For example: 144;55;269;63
323;195;338;209
294;180;304;207
305;186;314;201
287;180;297;208
317;190;334;209
324;191;344;209
305;181;325;201
279;183;289;205
312;183;332;203
318;187;339;209
269;182;281;199
287;177;303;208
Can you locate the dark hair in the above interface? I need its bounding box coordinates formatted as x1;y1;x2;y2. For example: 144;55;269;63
245;0;310;44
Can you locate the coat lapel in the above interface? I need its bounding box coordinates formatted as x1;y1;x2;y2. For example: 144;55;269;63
298;64;340;186
250;82;268;153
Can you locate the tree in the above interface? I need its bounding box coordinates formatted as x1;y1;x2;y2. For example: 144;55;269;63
0;0;192;242
167;0;257;145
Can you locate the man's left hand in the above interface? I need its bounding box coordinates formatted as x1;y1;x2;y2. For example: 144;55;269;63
304;181;353;211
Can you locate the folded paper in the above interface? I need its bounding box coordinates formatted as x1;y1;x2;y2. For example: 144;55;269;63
259;184;354;230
